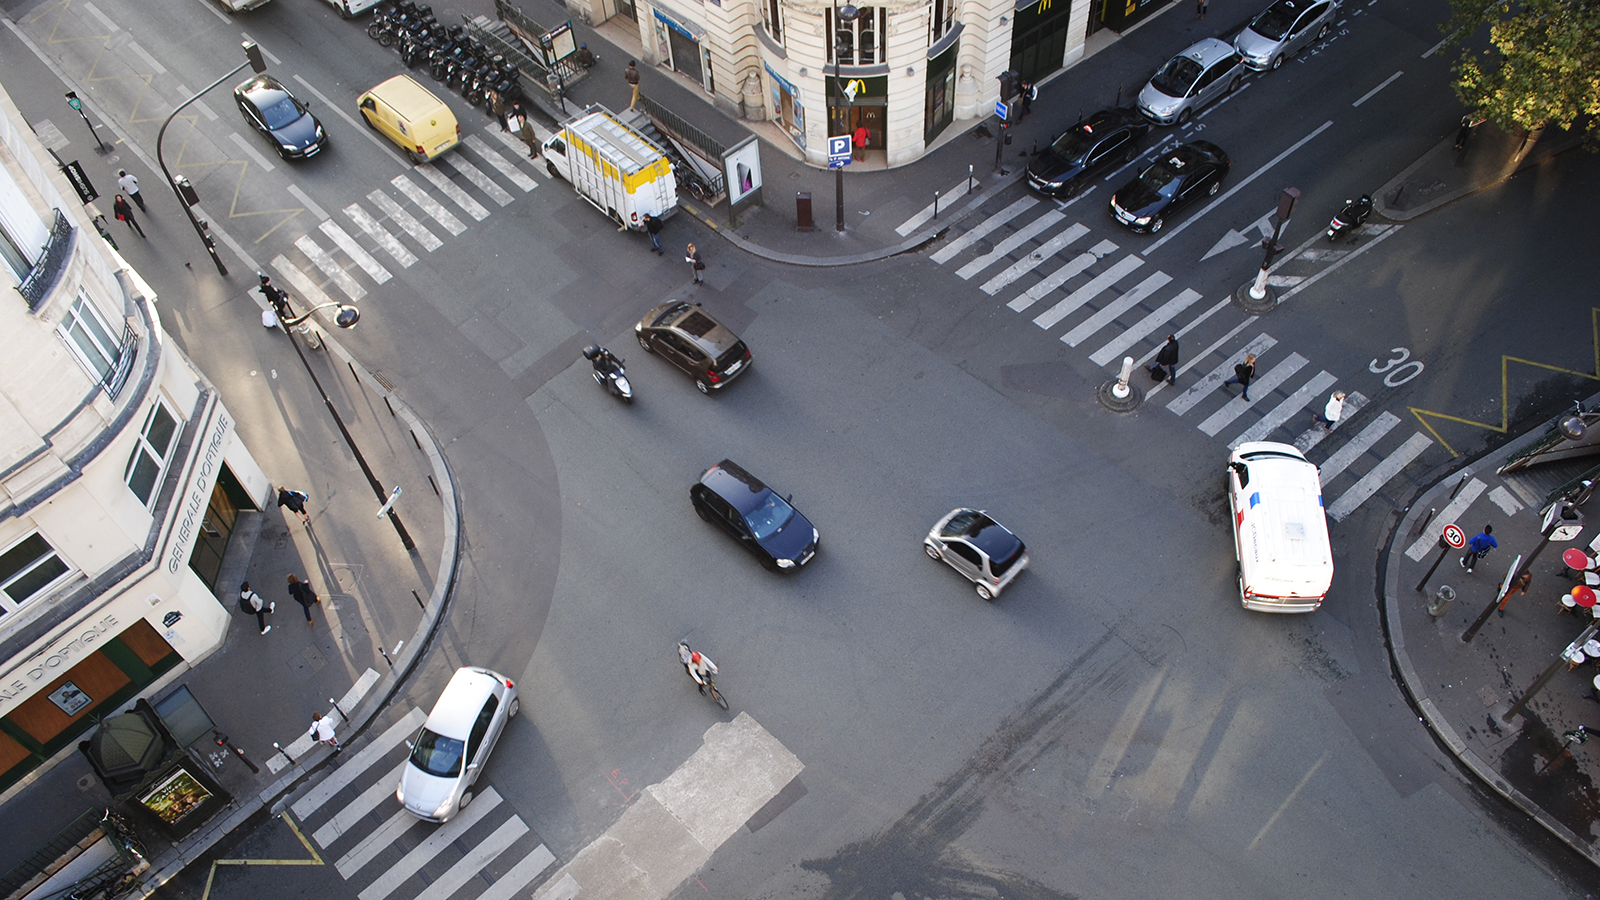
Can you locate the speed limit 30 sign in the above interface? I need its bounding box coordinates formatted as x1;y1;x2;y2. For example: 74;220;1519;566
1441;524;1466;549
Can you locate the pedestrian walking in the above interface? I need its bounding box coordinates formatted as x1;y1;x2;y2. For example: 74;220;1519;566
515;111;540;159
686;243;705;284
1454;114;1475;151
287;573;320;625
112;194;144;238
238;581;275;634
1147;335;1179;385
644;212;664;254
1196;0;1208;18
1223;353;1257;401
625;61;641;110
1459;524;1496;573
309;712;342;752
1497;570;1532;617
1311;390;1346;430
117;170;145;211
852;123;868;161
277;485;312;525
1020;80;1035;116
488;90;509;132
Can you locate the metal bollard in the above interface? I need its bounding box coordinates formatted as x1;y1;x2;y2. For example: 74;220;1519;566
1111;357;1134;401
1427;584;1456;618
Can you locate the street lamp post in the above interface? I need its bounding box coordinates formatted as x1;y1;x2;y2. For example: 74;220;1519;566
831;2;859;232
157;41;265;276
268;292;418;554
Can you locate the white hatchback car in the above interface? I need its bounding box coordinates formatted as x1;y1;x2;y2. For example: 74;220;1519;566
397;667;519;822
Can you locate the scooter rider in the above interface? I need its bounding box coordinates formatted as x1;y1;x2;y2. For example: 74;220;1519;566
583;344;622;374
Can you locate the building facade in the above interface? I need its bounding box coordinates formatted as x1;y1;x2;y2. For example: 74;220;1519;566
0;83;271;794
568;0;1172;166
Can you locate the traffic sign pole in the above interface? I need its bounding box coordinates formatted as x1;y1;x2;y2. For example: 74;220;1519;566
1460;554;1522;643
1415;523;1466;593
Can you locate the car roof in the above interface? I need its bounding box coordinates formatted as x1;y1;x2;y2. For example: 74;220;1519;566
700;460;771;514
1076;107;1140;134
423;667;501;739
1177;37;1238;67
1165;141;1227;168
237;75;288;98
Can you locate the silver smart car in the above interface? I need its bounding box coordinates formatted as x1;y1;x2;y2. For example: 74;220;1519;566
1233;0;1340;71
1136;38;1246;126
924;508;1029;601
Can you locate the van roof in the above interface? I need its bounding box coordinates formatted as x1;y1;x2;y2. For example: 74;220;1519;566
567;111;667;175
423;667;500;738
367;74;450;120
1237;453;1331;567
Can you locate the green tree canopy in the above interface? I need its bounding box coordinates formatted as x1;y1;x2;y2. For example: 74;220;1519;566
1444;0;1600;143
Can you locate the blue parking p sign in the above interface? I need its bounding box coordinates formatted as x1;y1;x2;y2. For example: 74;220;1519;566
828;135;852;168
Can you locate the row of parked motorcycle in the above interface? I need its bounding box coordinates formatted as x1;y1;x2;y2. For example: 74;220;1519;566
366;0;524;110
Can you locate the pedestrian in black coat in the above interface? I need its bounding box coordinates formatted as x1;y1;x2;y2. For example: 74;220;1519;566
277;485;311;525
113;194;144;238
686;243;705;284
1148;335;1179;386
644;212;664;254
1223;352;1256;401
287;573;319;625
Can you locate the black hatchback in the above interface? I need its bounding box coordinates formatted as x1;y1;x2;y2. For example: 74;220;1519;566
233;75;327;160
635;301;751;394
690;460;818;571
1026;108;1151;198
1108;141;1230;233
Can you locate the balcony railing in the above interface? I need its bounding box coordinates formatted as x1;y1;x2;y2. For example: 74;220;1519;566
104;322;138;399
16;209;74;311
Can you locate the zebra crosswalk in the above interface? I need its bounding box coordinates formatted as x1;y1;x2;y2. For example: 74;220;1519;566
909;182;1429;521
285;706;556;900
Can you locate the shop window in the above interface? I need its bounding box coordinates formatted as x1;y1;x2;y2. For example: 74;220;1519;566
125;399;180;507
762;0;783;43
828;7;885;65
0;533;71;613
931;0;956;42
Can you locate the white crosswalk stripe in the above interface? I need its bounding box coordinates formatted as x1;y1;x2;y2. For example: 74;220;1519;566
1166;334;1277;415
320;220;393;284
1060;272;1173;348
1227;370;1338;448
441;154;516;207
1314;409;1397;481
1089;288;1201;366
931;197;1037;264
1033;255;1143;330
1007;239;1117;312
345;203;421;267
356;790;503;899
337;807;420;879
271;254;338;314
369;190;446;250
1199;353;1308;436
1293;392;1369;453
956;211;1064;280
471;845;556;900
313;762;408;847
980;224;1088;295
293;708;426;818
1328;433;1433;521
418;816;527;900
898;177;974;236
415;164;491;221
391;175;468;235
466;134;539;192
296;234;367;301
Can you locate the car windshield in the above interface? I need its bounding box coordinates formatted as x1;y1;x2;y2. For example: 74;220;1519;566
1047;128;1096;162
941;509;987;538
409;727;465;778
1138;163;1183;197
743;491;796;541
1149;56;1203;96
1250;2;1299;40
652;303;691;327
258;95;303;130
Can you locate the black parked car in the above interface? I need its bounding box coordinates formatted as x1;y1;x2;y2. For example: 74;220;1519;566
690;460;818;571
233;75;328;160
1109;141;1230;233
635;301;751;394
1026;108;1151;198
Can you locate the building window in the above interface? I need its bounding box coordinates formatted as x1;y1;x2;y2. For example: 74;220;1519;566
828;7;885;65
0;533;71;613
931;0;955;42
0;218;29;280
762;0;782;43
125;399;180;507
60;294;122;382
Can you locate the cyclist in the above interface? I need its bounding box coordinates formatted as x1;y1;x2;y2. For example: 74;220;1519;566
678;643;718;695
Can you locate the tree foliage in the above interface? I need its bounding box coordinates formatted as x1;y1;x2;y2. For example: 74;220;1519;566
1443;0;1600;142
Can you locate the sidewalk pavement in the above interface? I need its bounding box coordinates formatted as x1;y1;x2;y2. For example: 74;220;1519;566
1386;402;1600;865
0;313;461;895
1375;120;1587;222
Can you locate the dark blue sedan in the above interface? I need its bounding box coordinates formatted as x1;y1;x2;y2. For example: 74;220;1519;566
690;460;818;571
233;75;327;160
1109;141;1230;234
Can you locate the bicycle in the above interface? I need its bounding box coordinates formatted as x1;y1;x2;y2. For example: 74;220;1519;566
677;642;727;710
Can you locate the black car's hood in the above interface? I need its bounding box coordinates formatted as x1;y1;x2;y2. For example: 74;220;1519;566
1113;181;1171;219
271;113;321;150
758;511;816;564
1027;151;1084;185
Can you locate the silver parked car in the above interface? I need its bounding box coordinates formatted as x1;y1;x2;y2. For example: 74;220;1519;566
924;508;1029;601
1234;0;1339;71
397;667;519;823
1137;38;1246;126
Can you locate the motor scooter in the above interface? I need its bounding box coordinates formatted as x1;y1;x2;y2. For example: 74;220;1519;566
1326;194;1373;241
583;345;633;403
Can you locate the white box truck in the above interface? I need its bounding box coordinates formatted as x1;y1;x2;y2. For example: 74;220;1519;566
542;109;676;231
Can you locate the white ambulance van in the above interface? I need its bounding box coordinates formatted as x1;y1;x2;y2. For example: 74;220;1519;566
1226;441;1334;613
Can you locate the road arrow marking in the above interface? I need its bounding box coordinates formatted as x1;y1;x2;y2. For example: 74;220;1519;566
1202;211;1275;261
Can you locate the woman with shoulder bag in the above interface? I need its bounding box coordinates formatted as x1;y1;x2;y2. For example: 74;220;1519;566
1224;353;1256;401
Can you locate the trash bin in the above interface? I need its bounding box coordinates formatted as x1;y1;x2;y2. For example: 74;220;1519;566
796;192;814;232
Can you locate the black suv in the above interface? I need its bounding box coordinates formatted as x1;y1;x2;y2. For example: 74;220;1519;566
635;301;751;394
690;460;818;571
1026;108;1151;198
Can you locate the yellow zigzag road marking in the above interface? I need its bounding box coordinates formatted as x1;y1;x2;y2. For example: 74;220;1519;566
1408;307;1600;457
198;812;324;900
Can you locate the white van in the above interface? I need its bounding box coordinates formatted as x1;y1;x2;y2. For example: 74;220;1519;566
542;108;677;231
1226;441;1333;613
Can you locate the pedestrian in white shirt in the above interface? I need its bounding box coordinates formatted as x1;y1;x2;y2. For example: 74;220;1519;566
116;170;144;211
309;712;341;752
1312;391;1346;430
